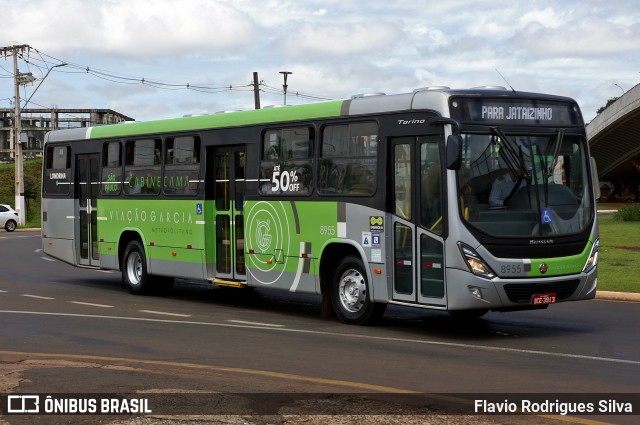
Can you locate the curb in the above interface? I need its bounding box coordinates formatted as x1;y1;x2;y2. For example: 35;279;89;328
595;291;640;302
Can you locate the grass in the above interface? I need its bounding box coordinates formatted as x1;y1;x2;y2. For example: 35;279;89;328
597;214;640;292
2;159;638;292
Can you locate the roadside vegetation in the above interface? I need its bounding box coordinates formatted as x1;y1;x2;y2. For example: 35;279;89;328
1;158;638;292
0;158;42;228
613;204;640;222
597;212;640;292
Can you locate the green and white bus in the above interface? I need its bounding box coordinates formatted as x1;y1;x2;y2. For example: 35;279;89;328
42;87;599;324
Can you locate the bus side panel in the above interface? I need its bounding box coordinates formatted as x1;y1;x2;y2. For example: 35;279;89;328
341;203;390;303
42;197;77;265
244;200;388;299
99;239;118;270
97;198;207;280
148;246;206;280
244;200;323;293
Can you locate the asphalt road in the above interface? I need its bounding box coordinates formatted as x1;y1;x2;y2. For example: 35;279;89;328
1;230;639;425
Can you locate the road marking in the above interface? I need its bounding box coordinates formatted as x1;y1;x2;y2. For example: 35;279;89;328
34;248;42;253
20;295;55;300
41;257;56;262
0;310;638;367
70;301;114;308
227;320;285;328
0;348;414;393
139;310;192;318
0;348;616;425
0;290;7;293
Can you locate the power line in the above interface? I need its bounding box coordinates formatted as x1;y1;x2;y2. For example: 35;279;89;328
260;83;335;101
3;44;341;108
18;47;255;94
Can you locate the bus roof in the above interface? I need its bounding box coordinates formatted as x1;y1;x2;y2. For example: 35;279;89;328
45;88;579;142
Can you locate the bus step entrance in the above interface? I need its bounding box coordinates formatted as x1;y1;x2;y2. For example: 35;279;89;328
212;279;248;289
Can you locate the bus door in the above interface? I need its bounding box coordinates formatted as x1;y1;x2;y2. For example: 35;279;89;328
391;136;446;307
214;146;247;281
76;153;100;267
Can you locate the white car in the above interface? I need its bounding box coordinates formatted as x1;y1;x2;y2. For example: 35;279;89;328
0;204;18;232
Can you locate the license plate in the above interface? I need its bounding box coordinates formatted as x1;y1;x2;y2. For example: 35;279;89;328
531;293;557;305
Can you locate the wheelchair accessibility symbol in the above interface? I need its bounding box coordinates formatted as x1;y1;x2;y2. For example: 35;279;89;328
541;208;553;225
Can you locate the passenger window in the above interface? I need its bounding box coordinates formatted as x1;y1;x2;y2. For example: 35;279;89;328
44;145;71;195
101;141;122;196
318;122;378;196
124;138;162;195
164;136;201;196
260;127;314;196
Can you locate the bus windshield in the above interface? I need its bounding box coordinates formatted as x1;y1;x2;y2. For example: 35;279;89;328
457;130;593;238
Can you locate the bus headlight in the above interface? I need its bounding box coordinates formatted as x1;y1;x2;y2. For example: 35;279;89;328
458;242;496;279
582;239;599;273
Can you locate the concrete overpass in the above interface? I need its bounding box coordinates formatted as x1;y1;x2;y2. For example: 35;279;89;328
587;82;640;182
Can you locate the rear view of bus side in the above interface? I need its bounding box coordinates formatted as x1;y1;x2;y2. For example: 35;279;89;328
41;87;599;324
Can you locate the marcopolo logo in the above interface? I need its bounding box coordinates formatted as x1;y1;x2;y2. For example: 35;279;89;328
539;263;549;274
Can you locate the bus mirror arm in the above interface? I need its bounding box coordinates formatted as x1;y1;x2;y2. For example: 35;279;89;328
430;118;462;170
430;117;461;134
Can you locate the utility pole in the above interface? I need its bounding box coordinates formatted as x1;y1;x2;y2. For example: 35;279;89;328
280;71;292;105
252;72;261;109
1;44;31;227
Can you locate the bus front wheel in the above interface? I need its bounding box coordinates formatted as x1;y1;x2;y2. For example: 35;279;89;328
330;256;386;325
122;240;151;295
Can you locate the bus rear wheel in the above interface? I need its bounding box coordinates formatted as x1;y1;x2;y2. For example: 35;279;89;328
122;240;151;295
330;256;386;325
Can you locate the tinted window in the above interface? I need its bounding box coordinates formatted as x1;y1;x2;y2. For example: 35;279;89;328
260;127;314;196
164;136;201;196
318;122;378;195
124;139;162;195
101;141;122;196
44;145;71;195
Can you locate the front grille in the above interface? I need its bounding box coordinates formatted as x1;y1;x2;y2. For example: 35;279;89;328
503;280;580;303
485;241;586;259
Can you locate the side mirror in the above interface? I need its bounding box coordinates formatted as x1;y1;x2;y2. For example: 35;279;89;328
590;157;601;201
446;134;462;170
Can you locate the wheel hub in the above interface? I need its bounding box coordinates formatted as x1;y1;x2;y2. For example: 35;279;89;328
339;270;366;312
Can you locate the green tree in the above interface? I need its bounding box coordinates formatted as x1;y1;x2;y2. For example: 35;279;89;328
24;175;39;222
596;97;619;115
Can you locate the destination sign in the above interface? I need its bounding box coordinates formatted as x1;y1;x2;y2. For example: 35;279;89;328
450;98;584;126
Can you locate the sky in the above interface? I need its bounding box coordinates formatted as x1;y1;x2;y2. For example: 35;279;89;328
1;0;639;123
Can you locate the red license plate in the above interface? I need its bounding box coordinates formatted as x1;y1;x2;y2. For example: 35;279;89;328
531;293;557;305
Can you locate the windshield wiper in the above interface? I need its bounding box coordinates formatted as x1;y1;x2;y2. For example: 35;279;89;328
491;127;531;180
545;129;564;178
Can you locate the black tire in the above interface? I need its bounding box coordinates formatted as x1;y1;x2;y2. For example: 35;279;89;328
122;240;152;295
4;220;16;232
330;255;386;325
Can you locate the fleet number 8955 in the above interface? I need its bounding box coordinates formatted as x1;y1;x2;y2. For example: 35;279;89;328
319;225;336;236
501;265;523;274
